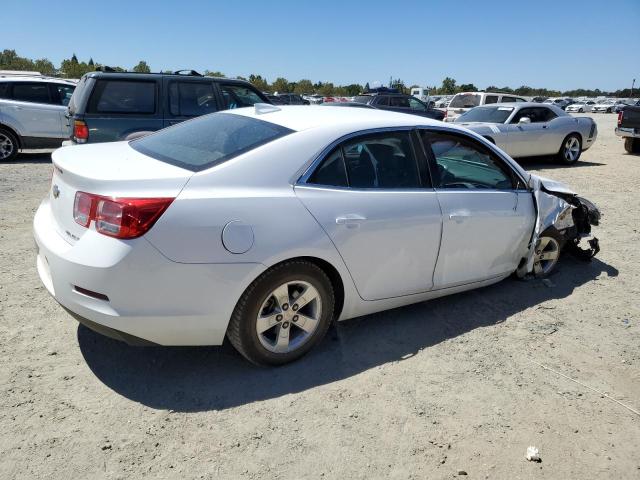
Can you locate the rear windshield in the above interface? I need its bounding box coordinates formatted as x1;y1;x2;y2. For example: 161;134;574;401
130;112;293;172
456;106;514;123
449;93;481;108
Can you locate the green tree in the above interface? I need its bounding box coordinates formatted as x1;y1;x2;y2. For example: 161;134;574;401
132;60;151;73
343;84;363;96
440;77;457;95
271;77;291;93
60;54;94;78
293;79;314;95
249;74;270;92
458;83;478;92
204;70;225;78
34;58;55;76
318;82;335;96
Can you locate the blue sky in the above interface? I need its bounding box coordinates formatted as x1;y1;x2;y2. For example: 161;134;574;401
2;0;638;91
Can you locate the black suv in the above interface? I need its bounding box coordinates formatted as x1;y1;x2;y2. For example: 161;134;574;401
66;70;270;144
353;93;445;121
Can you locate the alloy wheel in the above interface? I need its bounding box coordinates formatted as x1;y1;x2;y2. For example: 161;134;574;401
564;137;580;162
533;236;560;276
0;133;15;160
256;281;322;354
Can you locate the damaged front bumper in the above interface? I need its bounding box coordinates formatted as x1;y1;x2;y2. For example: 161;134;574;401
521;175;601;276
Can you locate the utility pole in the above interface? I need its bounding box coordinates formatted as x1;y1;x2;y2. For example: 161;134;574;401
632;78;636;98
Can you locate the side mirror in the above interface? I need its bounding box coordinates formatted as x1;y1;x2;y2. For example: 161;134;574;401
518;117;531;124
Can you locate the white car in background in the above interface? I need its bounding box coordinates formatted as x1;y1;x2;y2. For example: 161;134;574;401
566;101;596;113
445;91;526;122
593;100;617;113
0;74;76;161
34;105;601;365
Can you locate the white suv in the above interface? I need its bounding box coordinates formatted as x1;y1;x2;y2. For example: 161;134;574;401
445;91;526;122
0;74;76;161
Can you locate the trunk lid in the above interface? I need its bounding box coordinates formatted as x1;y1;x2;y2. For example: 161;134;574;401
50;141;193;244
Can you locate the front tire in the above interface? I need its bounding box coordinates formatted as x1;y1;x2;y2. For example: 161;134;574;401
533;230;563;277
0;128;19;162
227;260;335;366
557;134;582;165
578;108;584;113
625;138;639;154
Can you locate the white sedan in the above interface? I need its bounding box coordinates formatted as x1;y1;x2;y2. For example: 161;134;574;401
34;105;601;365
566;101;596;113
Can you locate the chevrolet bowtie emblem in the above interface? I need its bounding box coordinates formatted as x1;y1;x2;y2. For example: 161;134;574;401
52;184;60;199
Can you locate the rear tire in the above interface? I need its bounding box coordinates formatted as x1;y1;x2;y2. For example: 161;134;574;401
556;134;582;165
0;127;19;162
227;260;335;366
624;138;639;154
578;108;584;113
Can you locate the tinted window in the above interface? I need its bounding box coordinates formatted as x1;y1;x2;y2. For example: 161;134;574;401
515;97;526;102
353;95;373;104
408;98;428;111
0;83;9;98
511;107;556;123
220;84;265;109
501;96;517;103
450;93;481;108
485;95;499;104
130;112;292;172
308;148;348;187
169;81;217;116
88;80;156;114
389;96;410;108
422;131;514;190
374;96;389;106
340;132;420;189
54;84;75;106
457;106;513;123
12;83;51;104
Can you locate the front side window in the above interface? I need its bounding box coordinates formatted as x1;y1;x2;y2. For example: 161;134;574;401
169;81;217;116
54;84;75;106
511;107;557;123
220;84;265;109
421;131;514;190
501;96;517;103
11;82;51;104
408;98;428;111
88;80;156;114
130;112;292;172
308;131;421;189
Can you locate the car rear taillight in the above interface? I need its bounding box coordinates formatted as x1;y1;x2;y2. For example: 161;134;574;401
74;120;89;143
618;111;623;127
73;192;174;239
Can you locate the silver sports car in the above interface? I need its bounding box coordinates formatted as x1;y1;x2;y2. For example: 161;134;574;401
454;103;597;164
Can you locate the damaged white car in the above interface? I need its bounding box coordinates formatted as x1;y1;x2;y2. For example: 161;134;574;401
34;107;600;364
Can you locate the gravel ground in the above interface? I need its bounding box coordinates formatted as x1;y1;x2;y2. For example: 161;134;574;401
0;113;638;479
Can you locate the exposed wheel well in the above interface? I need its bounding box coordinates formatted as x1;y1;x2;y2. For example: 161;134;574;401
269;256;345;322
0;124;22;149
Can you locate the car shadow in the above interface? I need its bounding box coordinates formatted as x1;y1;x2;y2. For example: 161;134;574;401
78;256;618;412
10;151;53;164
517;156;605;169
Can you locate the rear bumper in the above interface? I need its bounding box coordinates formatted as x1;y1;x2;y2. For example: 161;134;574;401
615;127;640;139
33;198;264;346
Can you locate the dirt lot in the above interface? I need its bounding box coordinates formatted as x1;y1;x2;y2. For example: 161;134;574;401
0;113;638;479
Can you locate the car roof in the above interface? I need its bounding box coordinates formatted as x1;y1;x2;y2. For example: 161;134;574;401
0;75;77;85
83;71;249;84
227;105;443;132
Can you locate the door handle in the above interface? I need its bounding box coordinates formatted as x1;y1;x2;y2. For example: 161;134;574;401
449;212;470;223
336;214;367;227
542;125;548;129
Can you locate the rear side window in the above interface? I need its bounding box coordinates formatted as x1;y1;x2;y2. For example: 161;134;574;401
501;96;517;103
308;148;348;187
88;80;156;114
449;93;480;108
389;96;410;108
130;112;293;172
0;83;9;98
53;84;75;106
484;95;499;104
169;81;217;116
11;83;51;104
219;84;265;109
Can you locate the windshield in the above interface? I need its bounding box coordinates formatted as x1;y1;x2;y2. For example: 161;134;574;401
456;106;514;123
130;112;293;172
353;96;373;104
449;93;481;108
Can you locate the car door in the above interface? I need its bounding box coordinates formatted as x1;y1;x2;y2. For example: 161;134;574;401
295;129;443;301
506;107;551;157
164;78;219;127
419;129;535;288
6;82;64;138
49;82;76;137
